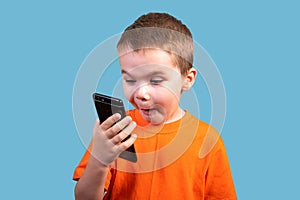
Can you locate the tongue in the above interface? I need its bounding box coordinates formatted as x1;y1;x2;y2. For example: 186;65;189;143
149;109;166;125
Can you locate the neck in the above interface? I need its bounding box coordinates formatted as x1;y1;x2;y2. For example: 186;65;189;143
165;107;185;124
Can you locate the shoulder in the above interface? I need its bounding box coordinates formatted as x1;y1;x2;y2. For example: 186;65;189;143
185;111;224;158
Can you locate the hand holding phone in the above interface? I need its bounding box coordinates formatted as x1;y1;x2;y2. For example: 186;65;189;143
92;93;138;164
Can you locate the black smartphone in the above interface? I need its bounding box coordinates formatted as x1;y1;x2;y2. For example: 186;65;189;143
93;93;137;163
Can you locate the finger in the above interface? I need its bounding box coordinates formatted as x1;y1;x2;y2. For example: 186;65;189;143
93;118;100;132
94;118;100;127
108;116;133;136
100;113;121;130
111;121;136;144
117;133;137;152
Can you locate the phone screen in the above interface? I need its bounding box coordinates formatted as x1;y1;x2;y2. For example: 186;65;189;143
93;93;137;163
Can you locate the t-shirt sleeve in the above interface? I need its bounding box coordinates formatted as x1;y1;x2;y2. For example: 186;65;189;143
205;138;237;199
72;141;112;190
72;142;92;181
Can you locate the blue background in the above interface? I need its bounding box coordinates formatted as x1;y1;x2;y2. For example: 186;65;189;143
1;0;299;199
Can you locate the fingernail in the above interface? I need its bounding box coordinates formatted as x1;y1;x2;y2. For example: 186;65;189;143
126;116;132;121
114;113;121;119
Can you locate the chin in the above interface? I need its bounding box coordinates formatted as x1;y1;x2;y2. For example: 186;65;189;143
149;115;166;126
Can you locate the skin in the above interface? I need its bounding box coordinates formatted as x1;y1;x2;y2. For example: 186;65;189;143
74;49;196;200
120;49;196;125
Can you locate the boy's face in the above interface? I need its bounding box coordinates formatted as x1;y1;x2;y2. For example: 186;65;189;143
119;49;193;125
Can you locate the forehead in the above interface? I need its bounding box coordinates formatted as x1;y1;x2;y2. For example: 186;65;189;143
119;49;180;75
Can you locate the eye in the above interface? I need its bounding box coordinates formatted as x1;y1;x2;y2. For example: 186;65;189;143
125;79;136;84
150;79;163;85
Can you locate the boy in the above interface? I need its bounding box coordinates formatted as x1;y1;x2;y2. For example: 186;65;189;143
73;12;237;199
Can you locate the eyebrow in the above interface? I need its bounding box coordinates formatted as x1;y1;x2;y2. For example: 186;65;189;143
121;70;166;76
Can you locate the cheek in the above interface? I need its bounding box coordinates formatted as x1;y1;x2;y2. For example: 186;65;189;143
122;83;135;101
161;81;183;98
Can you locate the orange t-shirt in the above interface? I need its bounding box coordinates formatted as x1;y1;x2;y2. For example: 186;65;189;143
73;110;237;200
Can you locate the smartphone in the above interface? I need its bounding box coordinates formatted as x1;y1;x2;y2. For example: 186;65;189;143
93;93;137;163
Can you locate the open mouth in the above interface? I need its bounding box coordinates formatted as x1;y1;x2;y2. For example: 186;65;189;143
140;108;156;116
140;108;151;114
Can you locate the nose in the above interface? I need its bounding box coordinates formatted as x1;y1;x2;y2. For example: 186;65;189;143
135;83;151;101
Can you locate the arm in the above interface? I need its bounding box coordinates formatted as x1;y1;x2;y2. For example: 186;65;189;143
205;139;237;200
74;155;108;200
74;114;137;200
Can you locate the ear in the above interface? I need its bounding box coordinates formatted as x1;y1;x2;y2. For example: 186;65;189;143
182;68;197;91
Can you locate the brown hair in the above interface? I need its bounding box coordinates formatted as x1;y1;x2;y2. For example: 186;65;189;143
117;12;194;75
